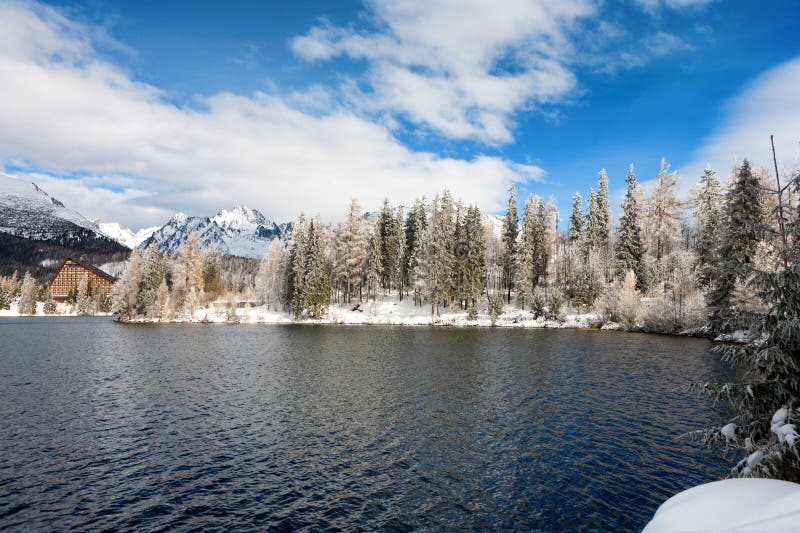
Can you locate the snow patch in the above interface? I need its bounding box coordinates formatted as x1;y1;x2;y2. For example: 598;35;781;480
644;478;800;532
97;221;158;249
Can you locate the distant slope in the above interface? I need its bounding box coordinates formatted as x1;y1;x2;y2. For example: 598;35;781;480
96;221;159;249
141;206;292;259
0;174;128;279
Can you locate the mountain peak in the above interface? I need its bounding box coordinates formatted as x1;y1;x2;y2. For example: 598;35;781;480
142;206;290;259
170;211;188;224
212;205;266;229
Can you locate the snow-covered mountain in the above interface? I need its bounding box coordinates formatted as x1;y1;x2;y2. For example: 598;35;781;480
141;206;291;258
0;173;108;241
0;174;129;278
96;221;159;249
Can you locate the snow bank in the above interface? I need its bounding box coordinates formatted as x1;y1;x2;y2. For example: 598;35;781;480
713;329;753;343
142;295;604;329
0;301;103;317
644;478;800;532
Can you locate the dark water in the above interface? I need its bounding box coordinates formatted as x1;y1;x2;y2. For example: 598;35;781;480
0;318;738;531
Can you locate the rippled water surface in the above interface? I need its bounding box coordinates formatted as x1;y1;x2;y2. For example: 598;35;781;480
1;318;738;531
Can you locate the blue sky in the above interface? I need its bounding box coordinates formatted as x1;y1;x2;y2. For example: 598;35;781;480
0;0;798;228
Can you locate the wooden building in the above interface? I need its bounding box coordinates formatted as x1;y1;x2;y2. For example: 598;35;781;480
48;258;116;301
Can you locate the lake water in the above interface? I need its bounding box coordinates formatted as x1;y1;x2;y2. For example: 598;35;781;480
0;317;738;531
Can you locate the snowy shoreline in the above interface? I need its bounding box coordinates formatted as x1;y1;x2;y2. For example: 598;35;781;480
111;297;721;338
3;297;744;341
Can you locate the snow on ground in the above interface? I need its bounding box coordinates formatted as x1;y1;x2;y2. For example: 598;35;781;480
714;329;753;343
0;301;96;317
643;478;800;532
139;295;604;328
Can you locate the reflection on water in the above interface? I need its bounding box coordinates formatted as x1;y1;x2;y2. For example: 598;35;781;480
0;318;737;530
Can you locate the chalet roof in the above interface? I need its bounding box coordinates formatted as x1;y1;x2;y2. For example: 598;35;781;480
57;257;117;283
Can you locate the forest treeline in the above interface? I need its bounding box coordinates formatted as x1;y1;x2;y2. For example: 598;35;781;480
110;156;795;336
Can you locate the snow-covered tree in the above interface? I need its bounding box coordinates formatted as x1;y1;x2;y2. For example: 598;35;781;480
414;191;456;315
584;188;598;255
75;277;94;316
112;250;143;320
364;226;383;302
0;281;9;311
153;279;171;320
137;245;167;316
454;204;486;313
334;198;368;303
304;218;332;319
595;169;612;252
501;185;518;303
600;269;641;329
693;166;724;289
515;195;548;309
377;199;404;291
256;239;285;310
615;164;646;290
695;171;800;479
708;159;766;329
202;250;222;297
286;214;308;317
402;197;427;301
17;272;37;315
489;293;504;326
644;158;682;262
568;192;584;244
42;291;57;315
572;249;604;309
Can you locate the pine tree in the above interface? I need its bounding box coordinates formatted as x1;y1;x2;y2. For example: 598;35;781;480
414;192;456;316
694;170;800;480
202;250;222;297
489;293;504;326
335;198;368;303
614;164;646;290
644;158;682;262
304;218;332;319
708;159;766;328
454;204;486;313
515;195;549;309
377;199;403;291
568;192;583;244
501;185;519;303
584;188;599;255
75;277;94;316
364;226;383;302
137;245;167;316
693;166;724;289
43;291;57;315
17;272;37;315
286;214;308;317
596;169;611;252
464;204;487;312
402;198;427;303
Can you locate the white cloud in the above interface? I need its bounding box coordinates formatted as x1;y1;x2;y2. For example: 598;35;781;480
680;54;800;185
292;0;597;143
0;0;545;229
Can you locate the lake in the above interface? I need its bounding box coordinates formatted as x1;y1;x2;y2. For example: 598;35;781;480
0;318;738;531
